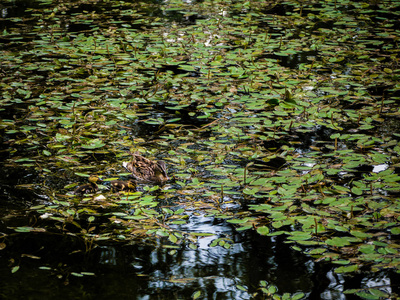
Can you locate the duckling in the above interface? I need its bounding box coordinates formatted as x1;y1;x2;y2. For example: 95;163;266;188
74;175;102;196
110;179;136;192
122;153;169;185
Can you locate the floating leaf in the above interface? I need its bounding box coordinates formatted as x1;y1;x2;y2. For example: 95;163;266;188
332;260;350;265
391;227;400;235
192;291;201;300
355;291;380;299
335;264;358;273
169;234;178;243
81;139;105;149
359;244;375;254
326;237;351;247
236;285;247;292
256;226;270;236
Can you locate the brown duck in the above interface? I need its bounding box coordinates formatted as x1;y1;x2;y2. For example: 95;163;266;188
74;175;102;196
110;179;136;191
122;153;168;185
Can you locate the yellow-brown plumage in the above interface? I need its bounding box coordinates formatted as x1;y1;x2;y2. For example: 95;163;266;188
122;153;168;185
74;175;102;196
110;179;136;191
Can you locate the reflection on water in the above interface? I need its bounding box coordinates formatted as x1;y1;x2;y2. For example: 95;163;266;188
0;211;309;299
1;191;400;299
1;0;400;298
1;166;399;299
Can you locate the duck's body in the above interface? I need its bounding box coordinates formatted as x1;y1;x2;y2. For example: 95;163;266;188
123;153;168;185
74;175;102;196
110;179;136;191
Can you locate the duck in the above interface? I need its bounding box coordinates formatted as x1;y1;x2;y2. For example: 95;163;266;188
110;179;136;192
122;153;169;185
73;175;102;196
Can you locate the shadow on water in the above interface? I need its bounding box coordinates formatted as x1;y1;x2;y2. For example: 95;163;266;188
3;201;398;299
0;214;320;299
0;169;324;299
0;164;334;299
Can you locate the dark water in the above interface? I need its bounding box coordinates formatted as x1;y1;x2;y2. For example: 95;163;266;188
1;183;398;300
1;0;400;299
0;212;338;299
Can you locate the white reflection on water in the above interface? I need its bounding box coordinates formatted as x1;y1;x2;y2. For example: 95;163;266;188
373;164;388;173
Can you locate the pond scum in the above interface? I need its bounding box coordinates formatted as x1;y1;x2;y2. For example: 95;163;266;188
1;0;400;298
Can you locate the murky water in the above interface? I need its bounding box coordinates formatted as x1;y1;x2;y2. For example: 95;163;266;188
0;213;324;299
1;179;399;299
1;0;400;299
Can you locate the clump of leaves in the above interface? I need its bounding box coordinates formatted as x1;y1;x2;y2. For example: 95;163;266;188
1;1;400;298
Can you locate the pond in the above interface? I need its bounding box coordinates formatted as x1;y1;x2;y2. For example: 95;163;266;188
1;0;400;299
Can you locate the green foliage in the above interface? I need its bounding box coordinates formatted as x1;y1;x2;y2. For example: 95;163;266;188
254;280;306;299
1;0;400;297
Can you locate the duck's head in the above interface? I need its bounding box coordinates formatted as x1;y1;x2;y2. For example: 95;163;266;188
88;175;102;184
125;179;136;189
154;161;169;183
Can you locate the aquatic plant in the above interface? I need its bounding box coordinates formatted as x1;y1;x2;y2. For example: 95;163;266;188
1;0;400;298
